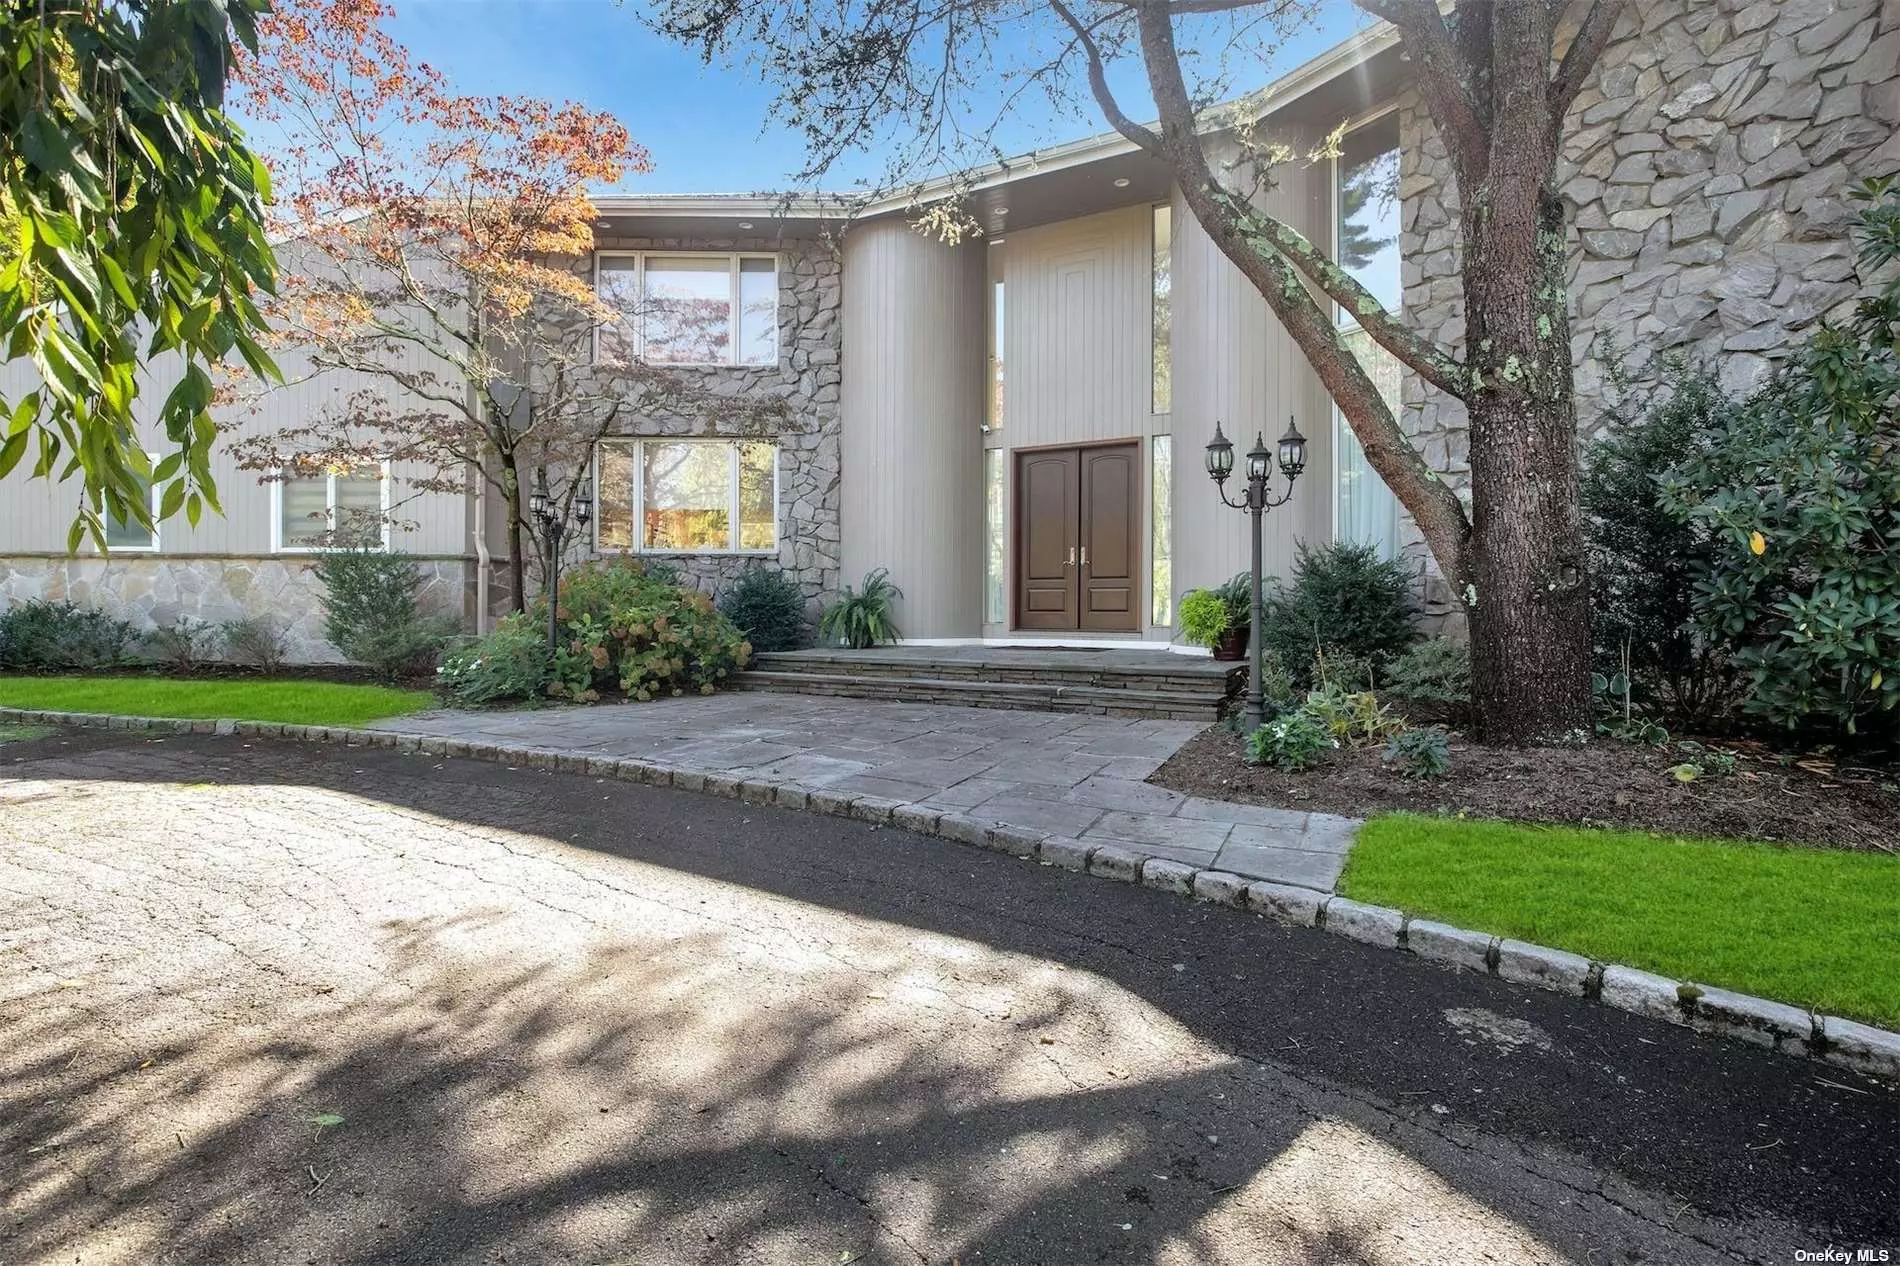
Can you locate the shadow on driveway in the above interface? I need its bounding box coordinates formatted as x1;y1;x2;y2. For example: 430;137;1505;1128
1;729;1895;1264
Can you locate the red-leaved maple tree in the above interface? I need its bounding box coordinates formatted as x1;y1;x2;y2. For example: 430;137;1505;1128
230;0;777;609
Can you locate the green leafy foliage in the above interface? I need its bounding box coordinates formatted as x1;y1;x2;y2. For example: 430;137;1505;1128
311;547;457;681
1383;726;1452;779
1582;354;1741;727
541;556;749;702
1262;542;1418;687
1382;636;1471;706
1300;684;1407;748
820;569;903;649
718;566;808;653
0;599;134;669
1659;179;1900;744
220;616;289;673
0;1;279;546
1212;571;1253;631
436;616;552;706
141;616;220;671
1177;588;1229;648
1245;708;1335;770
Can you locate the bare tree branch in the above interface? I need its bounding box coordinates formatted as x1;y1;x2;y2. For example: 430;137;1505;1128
1353;0;1490;182
1550;0;1625;119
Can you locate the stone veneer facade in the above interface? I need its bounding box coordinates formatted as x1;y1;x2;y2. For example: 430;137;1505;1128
585;233;843;626
1397;0;1900;627
0;555;473;664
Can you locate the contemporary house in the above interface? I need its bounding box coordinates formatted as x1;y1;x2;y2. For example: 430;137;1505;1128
1;1;1893;661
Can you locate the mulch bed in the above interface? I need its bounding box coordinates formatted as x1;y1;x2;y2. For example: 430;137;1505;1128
1149;728;1900;854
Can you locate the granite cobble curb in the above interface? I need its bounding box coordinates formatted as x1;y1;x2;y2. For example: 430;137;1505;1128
7;704;1896;1084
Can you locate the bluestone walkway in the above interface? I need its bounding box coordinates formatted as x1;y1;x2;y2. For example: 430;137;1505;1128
376;695;1358;891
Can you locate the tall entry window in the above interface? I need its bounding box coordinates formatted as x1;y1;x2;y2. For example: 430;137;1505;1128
1333;111;1402;559
1151;204;1172;415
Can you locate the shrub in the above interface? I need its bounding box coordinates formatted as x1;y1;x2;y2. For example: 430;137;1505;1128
142;617;221;671
1382;636;1471;706
1659;178;1900;744
221;616;290;673
311;547;458;681
534;556;750;702
1383;726;1452;779
1262;541;1417;686
1300;684;1407;748
1582;354;1741;727
1178;588;1229;648
437;616;552;706
820;569;903;648
0;600;135;670
1311;644;1378;692
1245;708;1335;770
718;566;807;653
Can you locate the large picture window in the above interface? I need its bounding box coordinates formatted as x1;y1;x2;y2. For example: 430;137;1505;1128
1333;111;1402;560
596;440;778;555
273;463;389;552
594;253;778;367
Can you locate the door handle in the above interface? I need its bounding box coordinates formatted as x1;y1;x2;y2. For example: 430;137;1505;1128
1079;546;1089;567
1067;546;1076;567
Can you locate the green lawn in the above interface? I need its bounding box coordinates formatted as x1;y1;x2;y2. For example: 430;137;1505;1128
0;676;435;728
1341;814;1900;1028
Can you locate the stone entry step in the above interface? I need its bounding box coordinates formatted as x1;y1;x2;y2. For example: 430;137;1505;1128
738;647;1240;721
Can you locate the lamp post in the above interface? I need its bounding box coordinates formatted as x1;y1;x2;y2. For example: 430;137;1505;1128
528;466;593;655
1204;416;1306;734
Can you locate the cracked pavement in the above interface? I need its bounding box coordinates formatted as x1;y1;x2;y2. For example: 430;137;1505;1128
1;727;1895;1265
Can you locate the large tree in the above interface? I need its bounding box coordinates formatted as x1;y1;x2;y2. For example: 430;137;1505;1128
651;0;1624;744
233;0;781;610
0;0;279;549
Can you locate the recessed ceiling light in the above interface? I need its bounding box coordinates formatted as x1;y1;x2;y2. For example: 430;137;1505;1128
737;221;754;229
994;206;1008;215
1113;177;1131;188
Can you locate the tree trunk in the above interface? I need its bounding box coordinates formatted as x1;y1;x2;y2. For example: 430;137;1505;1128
499;455;527;615
1461;180;1592;744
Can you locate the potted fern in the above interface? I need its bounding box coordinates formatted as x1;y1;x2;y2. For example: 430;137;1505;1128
820;569;903;648
1179;572;1251;661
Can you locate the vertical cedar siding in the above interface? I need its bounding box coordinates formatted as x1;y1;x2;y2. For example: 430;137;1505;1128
839;218;986;639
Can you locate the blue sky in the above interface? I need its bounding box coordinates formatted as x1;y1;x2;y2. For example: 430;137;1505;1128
375;0;1376;194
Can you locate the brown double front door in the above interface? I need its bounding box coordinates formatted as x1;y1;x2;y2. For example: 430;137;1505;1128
1016;442;1141;632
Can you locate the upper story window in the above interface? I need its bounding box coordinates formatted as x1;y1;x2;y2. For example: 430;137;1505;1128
274;462;389;552
595;253;778;368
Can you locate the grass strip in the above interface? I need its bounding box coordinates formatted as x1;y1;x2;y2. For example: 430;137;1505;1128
1341;813;1900;1028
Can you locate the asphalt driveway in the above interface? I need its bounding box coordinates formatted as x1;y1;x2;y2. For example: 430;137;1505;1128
2;728;1896;1265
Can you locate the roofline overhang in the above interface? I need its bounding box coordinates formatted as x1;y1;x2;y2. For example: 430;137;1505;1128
855;19;1400;217
584;20;1399;226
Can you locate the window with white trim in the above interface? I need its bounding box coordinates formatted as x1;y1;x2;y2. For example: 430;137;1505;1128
273;463;390;551
594;253;778;367
104;462;159;551
596;439;777;555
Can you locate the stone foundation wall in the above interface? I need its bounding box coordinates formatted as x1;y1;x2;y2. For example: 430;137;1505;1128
0;556;473;664
1396;0;1900;631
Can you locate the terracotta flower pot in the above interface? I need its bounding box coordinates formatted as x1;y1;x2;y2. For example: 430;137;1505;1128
1212;628;1248;661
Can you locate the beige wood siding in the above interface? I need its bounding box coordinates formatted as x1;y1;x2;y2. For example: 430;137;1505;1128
1167;152;1336;612
0;343;470;560
992;205;1154;451
839;218;986;638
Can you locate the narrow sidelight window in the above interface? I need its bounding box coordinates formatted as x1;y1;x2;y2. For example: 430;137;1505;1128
1152;204;1172;415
